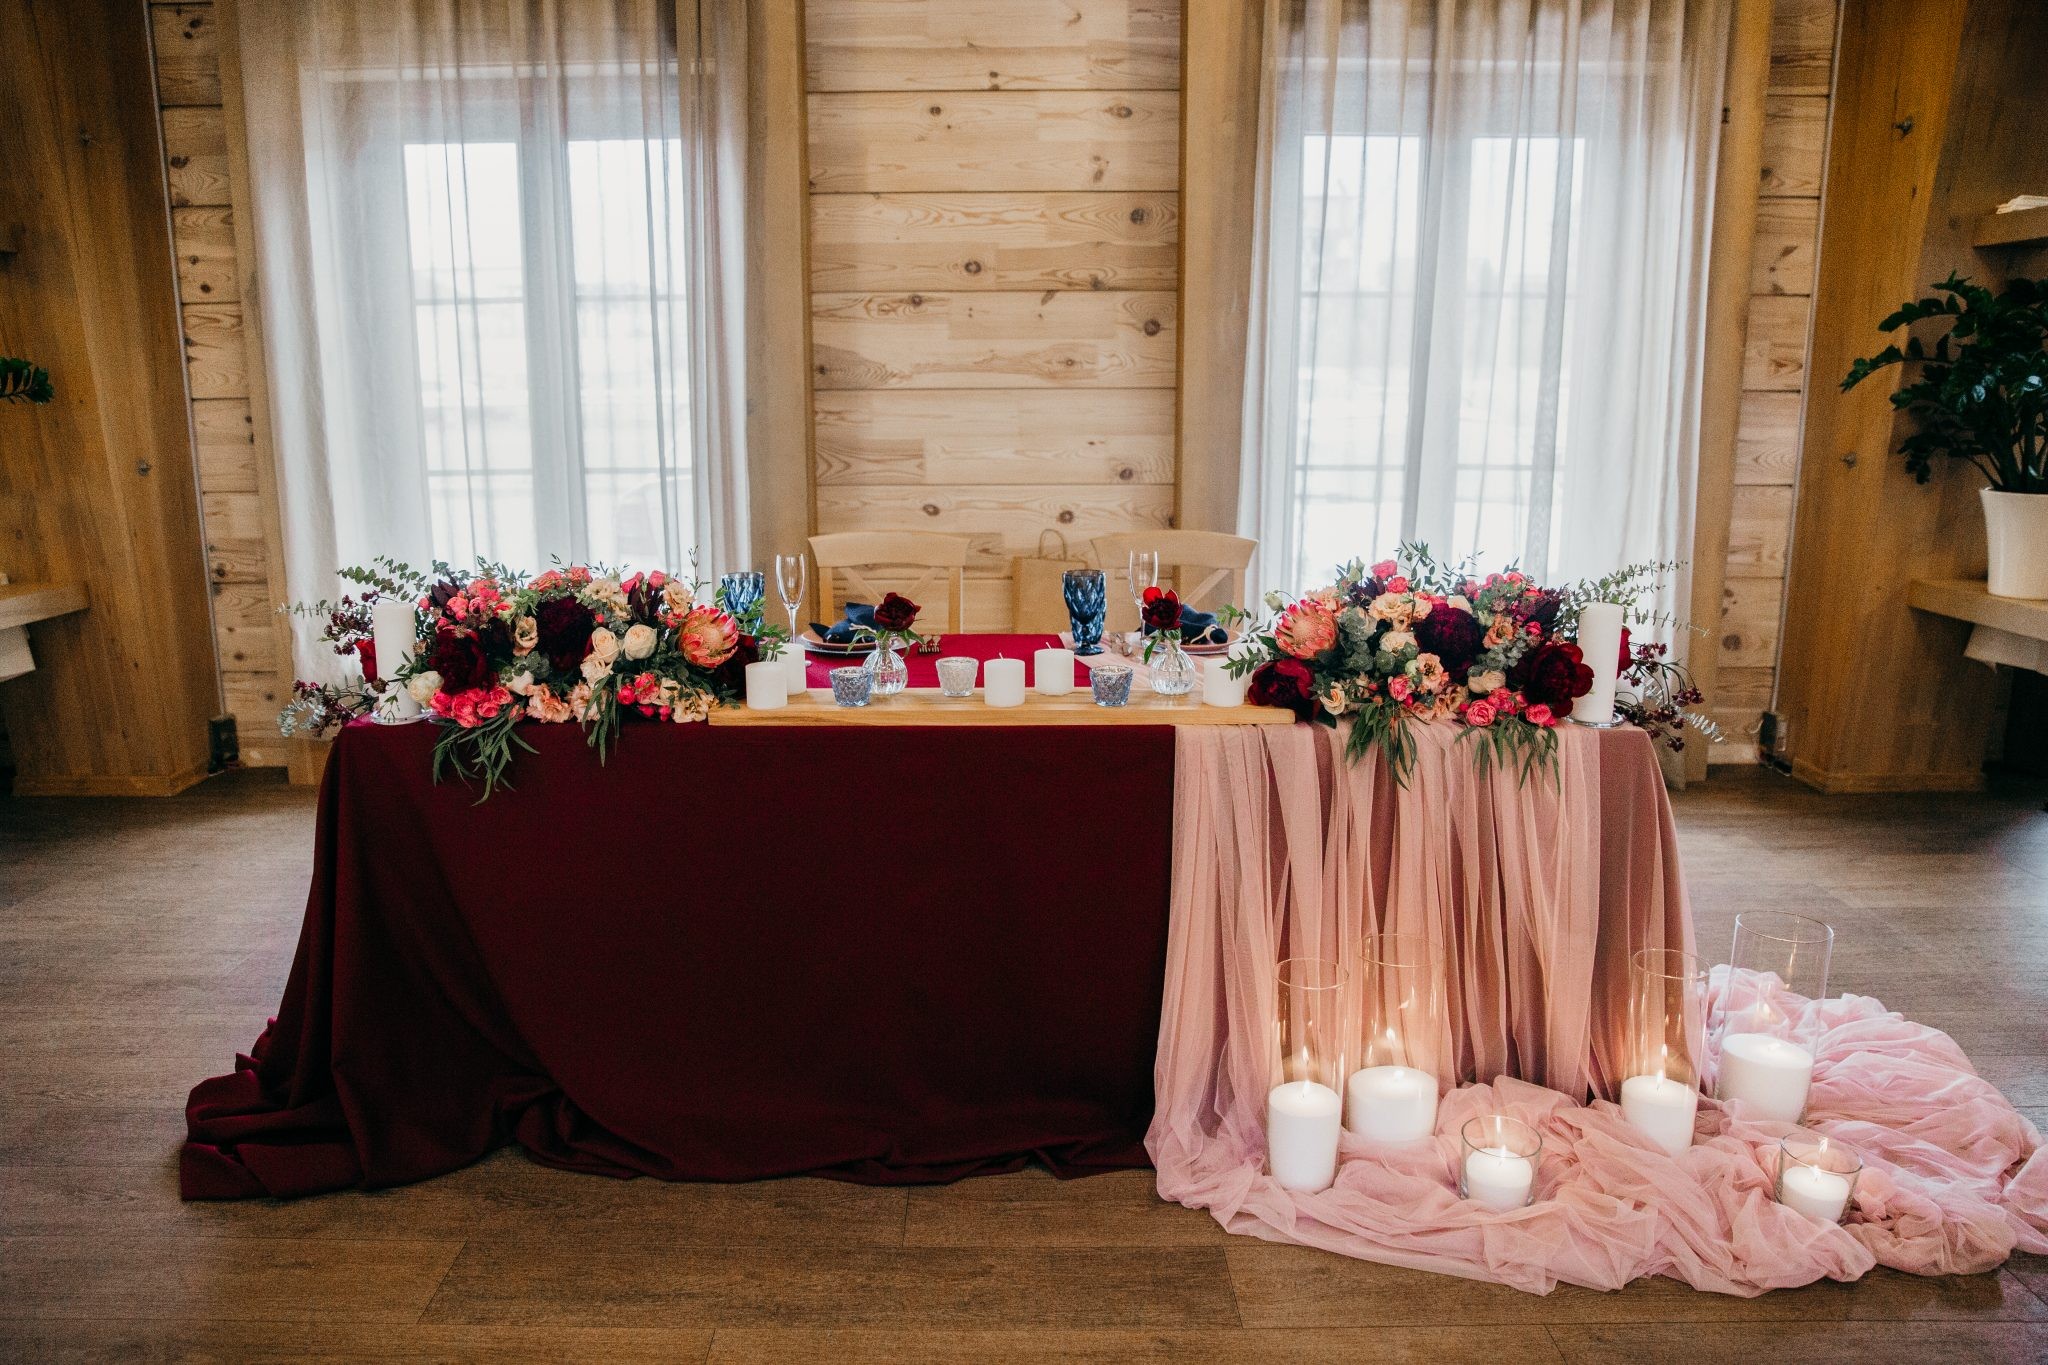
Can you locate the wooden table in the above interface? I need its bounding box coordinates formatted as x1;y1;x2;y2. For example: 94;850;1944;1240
708;687;1296;726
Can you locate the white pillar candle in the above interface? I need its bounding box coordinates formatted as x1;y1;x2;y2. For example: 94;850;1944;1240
1034;646;1076;695
1718;1032;1814;1123
1571;602;1626;725
1462;1145;1535;1212
1344;1065;1438;1143
370;598;422;718
1778;1162;1852;1223
983;657;1026;708
780;640;810;694
1266;1080;1343;1193
1202;657;1248;708
744;660;788;710
1620;1073;1700;1157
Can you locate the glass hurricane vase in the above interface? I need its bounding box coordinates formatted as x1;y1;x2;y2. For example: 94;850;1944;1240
1148;633;1197;695
865;633;910;695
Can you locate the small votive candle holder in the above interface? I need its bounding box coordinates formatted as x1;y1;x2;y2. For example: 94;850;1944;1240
936;655;978;697
1091;664;1134;707
1459;1115;1540;1212
1775;1131;1860;1224
829;665;872;708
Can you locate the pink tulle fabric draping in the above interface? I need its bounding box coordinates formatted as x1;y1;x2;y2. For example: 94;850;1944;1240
1150;722;2048;1295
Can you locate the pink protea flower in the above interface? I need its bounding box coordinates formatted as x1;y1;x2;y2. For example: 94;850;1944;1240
1275;598;1340;659
679;606;740;668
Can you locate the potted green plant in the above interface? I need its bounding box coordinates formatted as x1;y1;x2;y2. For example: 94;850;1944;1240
1844;274;2048;598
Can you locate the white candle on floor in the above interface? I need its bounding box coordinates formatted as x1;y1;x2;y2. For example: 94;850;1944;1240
1202;657;1247;707
1620;1073;1699;1157
1266;1080;1342;1192
1571;602;1625;725
370;597;421;718
1778;1162;1852;1222
1034;646;1075;695
983;657;1026;708
744;660;787;710
1344;1065;1438;1143
1718;1032;1814;1123
780;640;809;693
1462;1145;1535;1211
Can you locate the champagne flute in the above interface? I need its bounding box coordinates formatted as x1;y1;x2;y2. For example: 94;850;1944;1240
1128;549;1160;651
775;551;808;645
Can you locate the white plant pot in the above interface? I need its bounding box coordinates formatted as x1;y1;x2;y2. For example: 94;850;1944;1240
1982;489;2048;599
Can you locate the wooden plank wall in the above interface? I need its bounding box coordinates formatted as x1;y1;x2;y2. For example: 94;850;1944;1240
1707;0;1839;765
804;0;1181;628
149;0;296;768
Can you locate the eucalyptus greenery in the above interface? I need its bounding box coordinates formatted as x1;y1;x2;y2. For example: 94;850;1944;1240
1842;274;2048;494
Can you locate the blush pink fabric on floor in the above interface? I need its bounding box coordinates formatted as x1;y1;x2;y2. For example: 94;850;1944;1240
1149;721;2048;1295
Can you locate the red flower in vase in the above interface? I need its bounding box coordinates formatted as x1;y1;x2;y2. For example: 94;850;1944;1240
873;592;921;632
1141;585;1182;633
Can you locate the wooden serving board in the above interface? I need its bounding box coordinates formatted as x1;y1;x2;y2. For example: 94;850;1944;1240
708;687;1295;727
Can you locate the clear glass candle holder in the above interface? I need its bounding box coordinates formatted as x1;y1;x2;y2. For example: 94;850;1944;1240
1346;933;1446;1143
1459;1115;1541;1211
1268;957;1349;1193
1622;947;1706;1157
828;665;872;708
1717;911;1832;1123
935;656;977;697
1091;664;1134;707
1775;1131;1861;1224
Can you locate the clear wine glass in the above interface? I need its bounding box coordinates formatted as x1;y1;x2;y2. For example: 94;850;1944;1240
775;551;808;646
1127;549;1160;650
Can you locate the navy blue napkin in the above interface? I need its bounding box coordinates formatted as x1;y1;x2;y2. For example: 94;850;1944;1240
810;602;877;644
1146;604;1227;645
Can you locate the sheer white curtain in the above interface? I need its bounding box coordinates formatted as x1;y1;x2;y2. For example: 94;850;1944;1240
1239;0;1730;605
237;0;749;680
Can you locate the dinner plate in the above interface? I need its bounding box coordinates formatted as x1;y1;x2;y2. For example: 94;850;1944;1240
1181;631;1240;659
798;629;872;656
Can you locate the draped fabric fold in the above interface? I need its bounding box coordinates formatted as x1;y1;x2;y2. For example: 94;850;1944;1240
1151;722;2048;1294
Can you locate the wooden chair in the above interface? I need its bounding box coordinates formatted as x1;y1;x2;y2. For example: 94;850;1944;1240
1090;531;1257;633
809;531;975;634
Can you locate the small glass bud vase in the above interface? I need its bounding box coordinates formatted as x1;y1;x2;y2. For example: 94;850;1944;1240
1267;957;1349;1193
865;633;909;695
1622;948;1706;1157
1148;633;1197;696
1346;932;1446;1144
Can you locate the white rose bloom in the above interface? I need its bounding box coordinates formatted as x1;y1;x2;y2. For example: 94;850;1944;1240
1380;629;1417;654
507;671;535;696
622;623;658;659
580;654;614;684
406;670;442;705
588;627;620;664
1468;669;1506;695
662;580;695;615
586;577;630;614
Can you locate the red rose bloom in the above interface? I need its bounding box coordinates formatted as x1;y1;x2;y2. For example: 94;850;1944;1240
1414;605;1484;679
1247;657;1318;721
1141;585;1183;633
1508;639;1593;710
355;638;380;685
1616;625;1633;676
535;596;597;674
873;592;920;632
429;626;491;694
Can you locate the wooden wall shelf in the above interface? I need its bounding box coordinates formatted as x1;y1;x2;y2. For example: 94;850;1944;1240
0;581;88;632
1972;204;2048;249
1907;577;2048;641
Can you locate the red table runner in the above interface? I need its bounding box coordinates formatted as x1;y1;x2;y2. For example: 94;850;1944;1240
181;718;1175;1199
802;632;1089;689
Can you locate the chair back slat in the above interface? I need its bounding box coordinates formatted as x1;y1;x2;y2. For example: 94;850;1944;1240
809;531;975;633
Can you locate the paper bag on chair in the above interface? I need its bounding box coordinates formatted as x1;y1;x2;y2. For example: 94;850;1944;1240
1011;530;1088;633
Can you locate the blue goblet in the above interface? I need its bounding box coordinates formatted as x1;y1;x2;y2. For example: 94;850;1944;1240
1063;569;1108;656
717;571;766;632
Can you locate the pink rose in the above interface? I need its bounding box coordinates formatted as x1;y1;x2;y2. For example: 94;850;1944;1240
679;606;740;668
1526;703;1555;727
1388;675;1413;703
1463;699;1497;728
1371;559;1399;579
1385;575;1410;593
1275;599;1340;659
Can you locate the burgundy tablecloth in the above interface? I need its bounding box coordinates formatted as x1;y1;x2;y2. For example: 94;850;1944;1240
181;718;1176;1199
803;632;1086;689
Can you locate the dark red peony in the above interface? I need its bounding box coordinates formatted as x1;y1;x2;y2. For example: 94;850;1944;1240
1414;605;1484;679
1247;657;1318;721
536;596;597;674
1509;639;1594;710
1141;585;1183;633
429;626;492;694
873;592;920;632
355;638;379;685
710;632;762;694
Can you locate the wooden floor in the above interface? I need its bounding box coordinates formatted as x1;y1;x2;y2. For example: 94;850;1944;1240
1;766;2045;1363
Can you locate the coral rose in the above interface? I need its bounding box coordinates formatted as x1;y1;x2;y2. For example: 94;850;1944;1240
1275;599;1339;659
512;615;539;656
